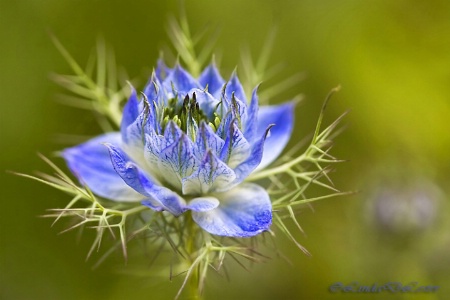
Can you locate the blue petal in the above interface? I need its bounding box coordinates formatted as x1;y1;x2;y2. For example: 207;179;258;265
229;93;248;127
122;109;146;162
256;101;296;170
163;120;183;146
198;63;225;97
141;199;165;212
144;72;171;109
195;121;224;158
143;72;162;102
162;64;200;96
192;183;272;237
182;150;236;195
120;87;141;144
155;59;171;81
233;125;274;183
144;131;165;179
215;94;247;142
215;109;233;139
243;87;259;142
187;197;220;212
158;134;199;190
121;97;163;168
220;121;251;169
105;143;186;215
62;133;143;202
225;71;247;103
187;89;220;119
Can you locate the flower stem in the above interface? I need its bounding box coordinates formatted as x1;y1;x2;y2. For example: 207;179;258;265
189;266;201;300
186;214;202;300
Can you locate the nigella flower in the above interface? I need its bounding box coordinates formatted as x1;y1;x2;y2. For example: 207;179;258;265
62;61;295;237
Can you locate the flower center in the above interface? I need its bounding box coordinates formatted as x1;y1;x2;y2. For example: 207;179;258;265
161;92;221;135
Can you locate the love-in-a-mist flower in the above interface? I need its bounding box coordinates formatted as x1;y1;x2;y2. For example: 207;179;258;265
62;61;294;237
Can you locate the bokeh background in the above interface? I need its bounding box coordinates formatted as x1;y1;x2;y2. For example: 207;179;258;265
1;0;449;299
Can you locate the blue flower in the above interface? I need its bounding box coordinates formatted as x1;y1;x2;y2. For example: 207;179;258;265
62;61;295;237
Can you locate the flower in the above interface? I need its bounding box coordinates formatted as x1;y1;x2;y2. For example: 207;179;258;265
62;61;295;237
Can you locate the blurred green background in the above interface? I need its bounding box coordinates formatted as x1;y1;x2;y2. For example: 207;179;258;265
1;0;449;299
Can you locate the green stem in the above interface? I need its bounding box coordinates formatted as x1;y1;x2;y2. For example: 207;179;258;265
189;266;201;300
186;214;202;300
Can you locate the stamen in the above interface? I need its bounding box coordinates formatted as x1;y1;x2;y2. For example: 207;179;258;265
160;92;220;134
